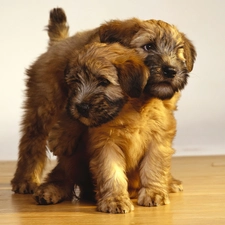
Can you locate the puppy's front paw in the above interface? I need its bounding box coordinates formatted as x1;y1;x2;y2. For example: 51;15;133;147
11;178;38;194
138;187;170;207
97;195;134;214
33;183;64;205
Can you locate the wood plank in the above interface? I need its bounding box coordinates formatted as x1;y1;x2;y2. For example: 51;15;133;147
0;156;225;225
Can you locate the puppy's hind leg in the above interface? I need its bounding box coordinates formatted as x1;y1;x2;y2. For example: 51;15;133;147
11;105;58;194
11;72;65;195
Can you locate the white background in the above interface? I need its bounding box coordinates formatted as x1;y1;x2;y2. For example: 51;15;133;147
0;0;224;160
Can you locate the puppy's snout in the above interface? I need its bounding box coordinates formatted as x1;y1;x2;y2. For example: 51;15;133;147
76;103;89;118
163;66;177;78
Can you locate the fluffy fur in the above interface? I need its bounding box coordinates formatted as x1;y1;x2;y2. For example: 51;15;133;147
33;8;196;214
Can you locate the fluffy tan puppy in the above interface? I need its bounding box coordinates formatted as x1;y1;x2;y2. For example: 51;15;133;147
33;8;196;214
88;92;181;213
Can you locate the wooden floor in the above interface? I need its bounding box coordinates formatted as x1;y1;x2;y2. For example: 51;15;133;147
0;156;225;225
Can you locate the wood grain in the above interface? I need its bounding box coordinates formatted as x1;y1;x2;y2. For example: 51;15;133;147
0;156;225;225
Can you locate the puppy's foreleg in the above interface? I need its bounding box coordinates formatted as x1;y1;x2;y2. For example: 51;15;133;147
138;142;173;206
90;142;133;214
33;160;74;204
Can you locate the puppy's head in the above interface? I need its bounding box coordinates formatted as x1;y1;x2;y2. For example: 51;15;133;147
100;18;196;100
65;42;149;127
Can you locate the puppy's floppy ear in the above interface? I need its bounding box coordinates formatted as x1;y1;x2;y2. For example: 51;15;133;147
99;18;141;46
113;56;149;98
182;33;197;72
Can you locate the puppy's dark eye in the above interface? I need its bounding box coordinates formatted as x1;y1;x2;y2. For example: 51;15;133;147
143;43;154;52
98;78;110;87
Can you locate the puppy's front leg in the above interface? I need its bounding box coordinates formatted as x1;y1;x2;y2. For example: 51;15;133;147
138;142;173;207
89;142;133;214
34;158;74;205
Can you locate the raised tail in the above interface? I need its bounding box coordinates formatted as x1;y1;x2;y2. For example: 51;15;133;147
47;8;69;46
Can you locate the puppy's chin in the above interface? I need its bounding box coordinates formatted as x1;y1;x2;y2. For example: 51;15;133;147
144;82;176;100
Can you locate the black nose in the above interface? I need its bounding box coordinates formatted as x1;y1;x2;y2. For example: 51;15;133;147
76;103;89;118
163;66;177;78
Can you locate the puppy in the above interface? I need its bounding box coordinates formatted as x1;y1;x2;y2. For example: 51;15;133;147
11;8;148;194
33;42;149;204
34;8;196;214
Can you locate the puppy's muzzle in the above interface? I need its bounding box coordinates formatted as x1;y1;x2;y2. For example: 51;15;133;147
76;103;90;118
